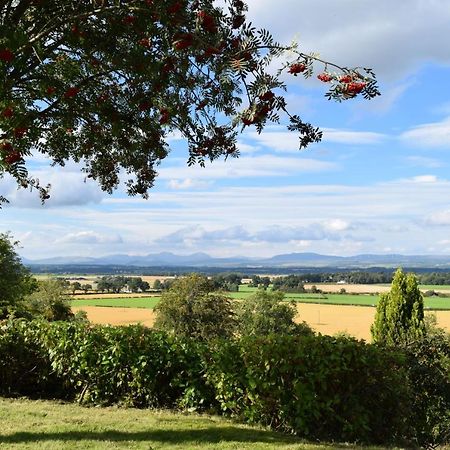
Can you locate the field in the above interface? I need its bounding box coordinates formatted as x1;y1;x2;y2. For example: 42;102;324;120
2;398;390;450
72;297;160;309
70;282;450;340
71;303;450;342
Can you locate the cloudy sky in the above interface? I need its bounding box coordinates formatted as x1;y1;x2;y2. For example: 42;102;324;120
3;0;450;260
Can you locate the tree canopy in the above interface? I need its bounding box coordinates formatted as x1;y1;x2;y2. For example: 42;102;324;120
0;232;36;317
371;268;426;346
0;0;379;203
154;273;235;340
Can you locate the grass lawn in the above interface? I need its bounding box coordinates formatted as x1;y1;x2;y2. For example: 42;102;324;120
0;398;392;450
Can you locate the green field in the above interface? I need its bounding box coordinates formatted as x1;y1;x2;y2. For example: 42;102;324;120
71;297;160;309
0;398;394;450
70;289;450;311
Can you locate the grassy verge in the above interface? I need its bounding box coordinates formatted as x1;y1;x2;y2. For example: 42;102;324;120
0;398;392;450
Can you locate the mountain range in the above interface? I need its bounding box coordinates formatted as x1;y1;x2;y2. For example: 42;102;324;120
21;251;450;269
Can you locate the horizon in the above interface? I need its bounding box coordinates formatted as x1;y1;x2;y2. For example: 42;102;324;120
3;1;450;260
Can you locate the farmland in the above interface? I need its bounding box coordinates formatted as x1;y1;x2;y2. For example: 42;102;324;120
70;282;450;341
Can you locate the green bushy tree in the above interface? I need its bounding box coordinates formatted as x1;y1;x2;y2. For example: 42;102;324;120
20;279;74;321
371;268;426;346
0;233;36;318
154;273;235;340
234;289;312;337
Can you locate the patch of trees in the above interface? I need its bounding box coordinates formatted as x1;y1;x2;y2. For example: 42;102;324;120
418;272;450;285
96;276;150;293
210;273;243;292
0;233;75;321
247;275;271;289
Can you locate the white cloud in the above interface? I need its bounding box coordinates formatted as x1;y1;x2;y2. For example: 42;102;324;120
406;156;444;169
410;175;439;184
157;222;366;246
247;128;385;152
426;210;450;226
247;0;450;79
56;231;123;245
400;117;450;149
168;178;211;190
158;154;337;180
0;165;105;208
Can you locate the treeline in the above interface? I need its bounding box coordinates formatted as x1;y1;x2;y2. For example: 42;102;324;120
96;276;150;293
273;271;450;287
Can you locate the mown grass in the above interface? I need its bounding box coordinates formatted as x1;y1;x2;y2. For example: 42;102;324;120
0;398;394;450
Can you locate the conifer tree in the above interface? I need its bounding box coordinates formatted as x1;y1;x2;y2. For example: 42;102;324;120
371;268;426;346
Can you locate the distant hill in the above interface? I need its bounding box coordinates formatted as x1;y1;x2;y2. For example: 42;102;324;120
22;251;450;269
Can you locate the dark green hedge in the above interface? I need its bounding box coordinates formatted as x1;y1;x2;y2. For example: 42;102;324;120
1;319;449;447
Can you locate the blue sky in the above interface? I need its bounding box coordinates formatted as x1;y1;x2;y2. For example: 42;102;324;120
3;0;450;260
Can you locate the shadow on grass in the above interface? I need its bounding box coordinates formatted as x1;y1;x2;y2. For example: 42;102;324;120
1;428;355;448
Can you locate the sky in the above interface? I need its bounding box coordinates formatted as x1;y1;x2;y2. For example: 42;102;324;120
2;0;450;260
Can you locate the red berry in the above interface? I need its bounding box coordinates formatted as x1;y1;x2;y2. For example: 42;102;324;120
0;48;14;62
168;1;182;14
344;82;366;94
122;15;137;25
3;149;21;165
204;46;220;57
2;106;13;118
242;117;254;126
232;14;245;29
198;11;217;33
288;63;306;75
339;74;353;83
173;33;193;50
139;38;151;48
159;108;170;124
64;87;79;98
317;72;333;82
259;91;275;101
1;142;13;153
14;127;28;138
46;86;56;95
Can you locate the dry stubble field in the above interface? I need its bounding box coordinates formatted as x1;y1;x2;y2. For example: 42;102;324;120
72;303;450;341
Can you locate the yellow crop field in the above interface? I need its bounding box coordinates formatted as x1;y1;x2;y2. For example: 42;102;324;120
72;303;450;342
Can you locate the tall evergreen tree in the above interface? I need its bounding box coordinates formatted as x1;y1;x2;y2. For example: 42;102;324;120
371;268;425;346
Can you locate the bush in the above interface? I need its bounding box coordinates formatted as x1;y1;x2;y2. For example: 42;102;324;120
205;334;411;444
234;290;313;337
401;317;450;448
154;274;235;341
0;319;69;398
40;321;215;408
1;318;449;446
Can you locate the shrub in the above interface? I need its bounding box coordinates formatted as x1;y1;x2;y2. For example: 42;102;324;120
402;317;450;448
234;290;313;337
0;319;69;398
204;334;411;444
154;274;235;341
2;318;449;446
